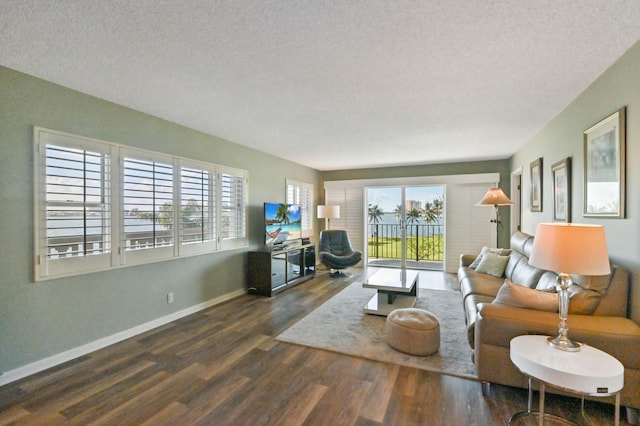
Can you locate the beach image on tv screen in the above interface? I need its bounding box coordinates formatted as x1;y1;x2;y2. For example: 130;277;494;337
265;203;302;244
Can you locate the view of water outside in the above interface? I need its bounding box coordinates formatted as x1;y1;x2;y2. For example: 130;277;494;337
367;186;445;234
47;217;155;237
366;185;445;266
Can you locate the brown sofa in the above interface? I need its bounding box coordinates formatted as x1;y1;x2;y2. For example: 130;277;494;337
459;231;640;424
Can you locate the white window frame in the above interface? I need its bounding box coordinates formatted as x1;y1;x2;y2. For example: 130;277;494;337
286;179;314;237
34;128;118;278
219;166;249;250
34;127;248;280
178;159;218;256
120;148;176;266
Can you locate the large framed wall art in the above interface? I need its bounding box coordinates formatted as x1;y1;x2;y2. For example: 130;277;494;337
583;107;626;218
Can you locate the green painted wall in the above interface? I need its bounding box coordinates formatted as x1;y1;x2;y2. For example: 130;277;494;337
321;160;512;247
0;66;322;373
510;41;640;323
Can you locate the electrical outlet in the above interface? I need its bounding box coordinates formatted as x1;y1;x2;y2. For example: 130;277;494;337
167;292;174;304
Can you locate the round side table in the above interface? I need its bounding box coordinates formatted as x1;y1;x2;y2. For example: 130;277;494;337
509;335;624;426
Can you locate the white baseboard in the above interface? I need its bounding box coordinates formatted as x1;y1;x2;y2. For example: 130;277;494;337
0;289;246;387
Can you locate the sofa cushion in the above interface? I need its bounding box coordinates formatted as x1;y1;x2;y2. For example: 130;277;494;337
535;271;560;291
469;247;512;269
570;264;613;293
535;271;606;315
510;231;533;257
459;267;504;299
508;257;546;288
567;285;602;315
464;293;494;347
492;280;558;312
475;253;509;277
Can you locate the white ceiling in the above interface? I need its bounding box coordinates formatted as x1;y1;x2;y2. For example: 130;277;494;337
2;1;640;171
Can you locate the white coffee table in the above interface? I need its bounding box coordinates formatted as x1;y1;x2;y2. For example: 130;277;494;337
509;335;624;426
362;269;418;316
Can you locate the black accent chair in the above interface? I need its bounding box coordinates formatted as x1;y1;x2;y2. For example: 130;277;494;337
318;230;362;277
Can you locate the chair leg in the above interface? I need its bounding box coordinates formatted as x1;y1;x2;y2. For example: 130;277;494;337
627;407;639;425
330;269;346;278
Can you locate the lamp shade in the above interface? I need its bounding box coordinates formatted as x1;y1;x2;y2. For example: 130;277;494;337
476;187;513;206
317;205;340;219
529;223;610;276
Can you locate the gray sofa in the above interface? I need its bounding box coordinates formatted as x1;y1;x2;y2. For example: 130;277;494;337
459;231;640;423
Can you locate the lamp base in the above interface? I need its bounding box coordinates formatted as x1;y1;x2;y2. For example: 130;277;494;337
547;334;583;352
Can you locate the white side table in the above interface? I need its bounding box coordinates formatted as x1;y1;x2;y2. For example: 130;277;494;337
509;335;624;426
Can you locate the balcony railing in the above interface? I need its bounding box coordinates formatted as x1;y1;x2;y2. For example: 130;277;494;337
368;223;444;264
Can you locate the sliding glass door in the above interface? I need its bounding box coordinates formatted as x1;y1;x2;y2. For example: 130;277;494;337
367;185;444;270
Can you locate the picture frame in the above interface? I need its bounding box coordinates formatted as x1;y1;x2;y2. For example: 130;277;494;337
583;107;626;218
551;157;571;222
530;158;542;212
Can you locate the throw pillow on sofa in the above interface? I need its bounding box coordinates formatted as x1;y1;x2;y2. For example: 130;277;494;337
492;279;558;312
469;247;512;269
475;252;510;277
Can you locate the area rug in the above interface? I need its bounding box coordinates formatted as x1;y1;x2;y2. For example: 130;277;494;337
276;282;477;380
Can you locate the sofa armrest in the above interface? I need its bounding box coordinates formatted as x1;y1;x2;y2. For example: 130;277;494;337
475;303;640;369
460;254;477;267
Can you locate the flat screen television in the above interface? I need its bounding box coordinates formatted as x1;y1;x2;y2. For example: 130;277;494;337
264;202;302;246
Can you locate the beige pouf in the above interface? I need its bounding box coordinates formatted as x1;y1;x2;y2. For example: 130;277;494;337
385;308;440;356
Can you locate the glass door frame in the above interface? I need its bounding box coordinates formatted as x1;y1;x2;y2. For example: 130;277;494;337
366;185;443;270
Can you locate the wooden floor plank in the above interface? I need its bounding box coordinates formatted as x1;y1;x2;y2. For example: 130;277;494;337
359;364;400;423
138;401;188;426
270;383;328;425
0;405;30;425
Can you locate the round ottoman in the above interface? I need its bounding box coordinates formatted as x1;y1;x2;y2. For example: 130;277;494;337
385;308;440;356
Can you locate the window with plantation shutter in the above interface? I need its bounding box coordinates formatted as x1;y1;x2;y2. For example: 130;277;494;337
179;162;217;254
286;179;314;236
35;128;114;279
121;150;174;265
220;167;248;249
34;127;248;280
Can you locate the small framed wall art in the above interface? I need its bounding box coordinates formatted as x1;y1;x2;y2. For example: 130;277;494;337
551;157;571;222
583;107;626;218
530;157;542;212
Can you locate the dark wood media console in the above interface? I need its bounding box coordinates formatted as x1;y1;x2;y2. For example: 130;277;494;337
248;243;316;296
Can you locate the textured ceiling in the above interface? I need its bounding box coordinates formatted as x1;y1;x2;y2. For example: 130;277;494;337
2;1;640;171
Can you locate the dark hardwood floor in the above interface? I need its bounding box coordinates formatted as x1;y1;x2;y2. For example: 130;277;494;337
0;269;627;425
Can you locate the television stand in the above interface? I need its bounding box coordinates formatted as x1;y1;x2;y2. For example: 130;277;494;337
248;243;315;296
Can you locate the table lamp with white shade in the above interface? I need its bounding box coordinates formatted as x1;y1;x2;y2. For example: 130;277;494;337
528;223;611;351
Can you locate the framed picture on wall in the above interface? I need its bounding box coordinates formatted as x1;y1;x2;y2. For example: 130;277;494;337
552;157;571;222
583;107;626;218
530;158;542;212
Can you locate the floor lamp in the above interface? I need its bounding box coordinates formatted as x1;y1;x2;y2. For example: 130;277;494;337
317;205;340;230
529;223;610;351
476;187;513;246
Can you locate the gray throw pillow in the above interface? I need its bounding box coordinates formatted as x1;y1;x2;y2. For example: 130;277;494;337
475;252;510;277
469;246;512;269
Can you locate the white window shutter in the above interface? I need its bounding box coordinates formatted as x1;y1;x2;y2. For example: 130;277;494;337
219;167;248;250
35;129;114;279
286;179;314;237
325;187;365;261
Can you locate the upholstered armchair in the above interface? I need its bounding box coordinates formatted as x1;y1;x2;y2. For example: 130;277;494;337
318;230;362;277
